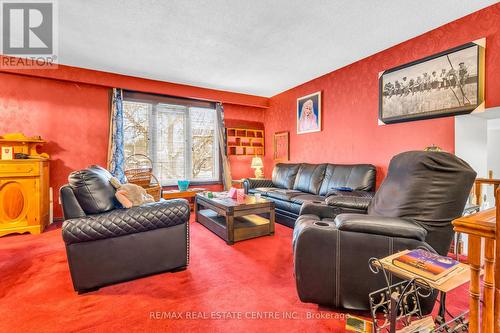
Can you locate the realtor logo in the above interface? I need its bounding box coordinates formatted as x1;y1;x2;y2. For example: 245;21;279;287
1;0;58;68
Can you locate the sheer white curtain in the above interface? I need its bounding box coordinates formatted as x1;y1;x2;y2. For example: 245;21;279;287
107;88;126;182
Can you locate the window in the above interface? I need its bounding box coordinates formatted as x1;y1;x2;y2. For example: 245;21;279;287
123;92;219;186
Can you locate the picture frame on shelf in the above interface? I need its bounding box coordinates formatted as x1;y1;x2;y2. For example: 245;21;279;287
1;146;14;160
297;91;321;134
273;131;289;162
379;39;485;125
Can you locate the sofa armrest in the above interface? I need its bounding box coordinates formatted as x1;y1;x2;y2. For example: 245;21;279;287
62;199;190;245
299;202;337;219
334;214;427;241
60;185;87;220
325;190;374;211
326;189;375;199
242;178;274;193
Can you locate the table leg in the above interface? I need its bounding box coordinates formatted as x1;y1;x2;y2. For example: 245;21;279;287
269;208;275;235
194;198;199;222
226;214;234;245
468;235;482;333
496;189;500;333
438;292;447;321
482;238;495;333
389;292;398;333
454;232;461;260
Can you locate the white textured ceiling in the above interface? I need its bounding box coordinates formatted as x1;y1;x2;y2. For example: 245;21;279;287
58;0;498;97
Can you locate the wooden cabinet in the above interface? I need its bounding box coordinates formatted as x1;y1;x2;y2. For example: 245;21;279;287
0;135;50;237
0;159;49;236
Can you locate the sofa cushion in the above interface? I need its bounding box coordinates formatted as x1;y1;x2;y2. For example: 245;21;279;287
318;164;376;196
68;165;116;215
325;194;373;211
278;200;302;215
293;164;327;194
264;196;296;212
266;189;303;201
272;163;301;189
291;194;326;205
249;187;277;195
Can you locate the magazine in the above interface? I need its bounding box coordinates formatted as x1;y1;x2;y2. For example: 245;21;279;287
392;249;460;281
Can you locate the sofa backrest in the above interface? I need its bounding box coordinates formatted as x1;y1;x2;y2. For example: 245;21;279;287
68;165;117;215
293;163;327;194
272;163;300;189
367;151;476;254
271;162;376;195
318;164;376;196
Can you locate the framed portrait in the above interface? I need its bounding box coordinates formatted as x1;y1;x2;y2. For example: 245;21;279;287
297;91;321;134
273;131;289;162
379;39;485;124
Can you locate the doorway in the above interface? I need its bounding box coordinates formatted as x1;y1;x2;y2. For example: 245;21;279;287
455;106;500;209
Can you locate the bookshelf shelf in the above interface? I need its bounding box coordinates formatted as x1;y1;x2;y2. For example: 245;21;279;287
226;127;264;156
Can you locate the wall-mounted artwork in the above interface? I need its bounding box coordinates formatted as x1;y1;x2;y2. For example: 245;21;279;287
273;131;289;162
379;39;485;124
297;91;321;134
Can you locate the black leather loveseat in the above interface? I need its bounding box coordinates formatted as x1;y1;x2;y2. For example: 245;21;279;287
243;163;376;227
60;165;190;293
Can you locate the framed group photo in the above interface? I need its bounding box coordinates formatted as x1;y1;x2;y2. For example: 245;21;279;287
379;40;485;124
297;91;321;134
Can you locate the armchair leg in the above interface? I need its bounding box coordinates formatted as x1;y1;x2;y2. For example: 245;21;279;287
170;265;187;273
77;287;100;295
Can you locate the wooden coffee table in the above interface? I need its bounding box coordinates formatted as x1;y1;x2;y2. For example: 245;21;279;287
195;193;275;245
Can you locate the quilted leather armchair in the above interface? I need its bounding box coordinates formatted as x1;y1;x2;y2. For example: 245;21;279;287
60;165;190;293
293;151;476;311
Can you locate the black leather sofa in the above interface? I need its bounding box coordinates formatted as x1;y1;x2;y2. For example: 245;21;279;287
60;165;190;293
243;163;376;227
293;151;476;311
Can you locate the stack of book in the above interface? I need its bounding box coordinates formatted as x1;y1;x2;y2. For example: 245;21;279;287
345;315;373;333
391;249;463;284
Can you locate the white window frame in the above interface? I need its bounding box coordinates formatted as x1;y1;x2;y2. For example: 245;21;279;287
123;99;220;186
186;106;220;185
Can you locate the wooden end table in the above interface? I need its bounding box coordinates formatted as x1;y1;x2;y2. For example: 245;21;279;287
372;250;472;326
195;193;275;245
162;188;206;210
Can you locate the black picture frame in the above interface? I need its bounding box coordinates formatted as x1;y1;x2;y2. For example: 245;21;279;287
379;40;485;125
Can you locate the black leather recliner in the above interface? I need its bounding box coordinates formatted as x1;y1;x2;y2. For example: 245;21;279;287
293;151;476;311
60;165;190;293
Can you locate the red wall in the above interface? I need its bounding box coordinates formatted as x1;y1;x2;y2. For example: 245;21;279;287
0;70;266;218
0;73;110;218
264;4;500;184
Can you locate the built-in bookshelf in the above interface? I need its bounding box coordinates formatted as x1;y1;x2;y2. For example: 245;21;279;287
226;127;264;156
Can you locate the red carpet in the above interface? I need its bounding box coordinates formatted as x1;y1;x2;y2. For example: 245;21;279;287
0;216;469;333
